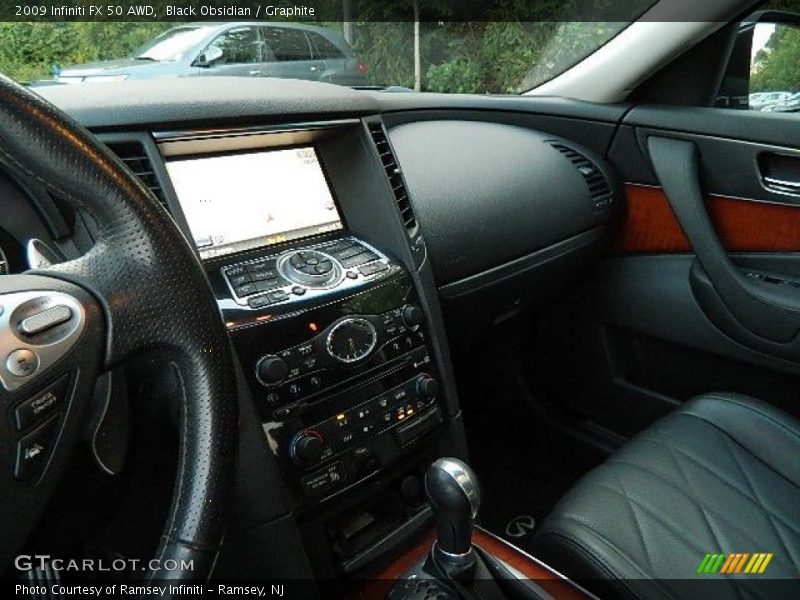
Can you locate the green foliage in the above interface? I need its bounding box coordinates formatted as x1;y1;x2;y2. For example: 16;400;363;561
751;24;800;93
0;22;173;81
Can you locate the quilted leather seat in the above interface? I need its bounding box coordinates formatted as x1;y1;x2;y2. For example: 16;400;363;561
532;393;800;599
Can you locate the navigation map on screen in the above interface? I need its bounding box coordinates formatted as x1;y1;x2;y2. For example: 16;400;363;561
166;147;342;260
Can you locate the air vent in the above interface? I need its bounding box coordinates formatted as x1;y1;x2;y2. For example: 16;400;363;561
368;122;418;233
548;142;614;211
104;140;168;211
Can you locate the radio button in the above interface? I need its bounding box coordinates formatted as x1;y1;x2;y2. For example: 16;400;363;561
269;290;289;303
358;262;388;277
229;273;251;287
248;295;271;309
234;283;257;297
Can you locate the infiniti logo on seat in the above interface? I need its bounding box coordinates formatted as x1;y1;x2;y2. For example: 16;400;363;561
505;515;536;538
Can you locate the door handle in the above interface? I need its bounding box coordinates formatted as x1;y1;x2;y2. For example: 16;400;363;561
648;136;800;348
763;176;800;195
248;70;261;76
309;66;319;72
759;152;800;196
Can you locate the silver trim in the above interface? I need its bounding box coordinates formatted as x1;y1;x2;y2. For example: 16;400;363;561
276;250;344;289
433;542;476;566
154;119;361;143
325;318;378;364
26;239;64;270
763;176;800;197
430;457;481;519
0;291;86;391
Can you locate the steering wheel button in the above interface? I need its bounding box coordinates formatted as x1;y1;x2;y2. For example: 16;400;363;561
6;349;39;378
14;375;70;431
19;304;74;336
15;416;58;480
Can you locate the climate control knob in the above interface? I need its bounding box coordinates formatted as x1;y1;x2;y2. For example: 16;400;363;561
289;430;325;467
416;375;440;399
256;354;289;386
402;304;424;328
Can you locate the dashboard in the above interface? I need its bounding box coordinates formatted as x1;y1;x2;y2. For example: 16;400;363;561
0;77;621;580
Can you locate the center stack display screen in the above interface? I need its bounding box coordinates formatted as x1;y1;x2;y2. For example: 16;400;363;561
166;146;343;259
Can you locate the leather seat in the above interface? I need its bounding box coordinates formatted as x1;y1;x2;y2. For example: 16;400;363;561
532;393;800;599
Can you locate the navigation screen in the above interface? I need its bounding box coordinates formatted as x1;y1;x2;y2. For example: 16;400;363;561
166;147;343;260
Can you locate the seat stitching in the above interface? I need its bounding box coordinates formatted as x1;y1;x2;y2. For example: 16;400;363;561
629;436;800;539
659;442;748;600
600;460;796;573
591;481;775;600
612;472;657;574
723;434;800;568
678;411;800;489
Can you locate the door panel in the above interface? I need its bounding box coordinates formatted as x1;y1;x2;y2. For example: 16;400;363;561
534;107;800;439
615;184;800;254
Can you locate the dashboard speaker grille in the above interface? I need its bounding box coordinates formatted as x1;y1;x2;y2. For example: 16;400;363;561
104;140;168;211
547;141;614;211
367;122;418;233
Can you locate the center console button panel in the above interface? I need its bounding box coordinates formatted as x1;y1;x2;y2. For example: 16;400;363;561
221;236;394;310
221;243;446;507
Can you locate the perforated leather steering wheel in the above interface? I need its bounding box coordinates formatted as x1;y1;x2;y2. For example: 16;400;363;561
0;75;238;582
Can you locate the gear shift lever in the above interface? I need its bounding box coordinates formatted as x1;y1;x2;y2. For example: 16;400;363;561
425;458;481;567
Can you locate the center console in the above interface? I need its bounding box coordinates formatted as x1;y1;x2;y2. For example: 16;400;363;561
150;119;463;579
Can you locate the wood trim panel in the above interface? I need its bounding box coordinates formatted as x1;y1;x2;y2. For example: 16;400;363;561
351;528;590;599
614;184;800;254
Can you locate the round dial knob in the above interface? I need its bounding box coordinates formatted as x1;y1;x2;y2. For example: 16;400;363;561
326;318;378;364
256;354;289;386
402;304;424;328
278;250;341;288
289;430;324;467
417;375;440;398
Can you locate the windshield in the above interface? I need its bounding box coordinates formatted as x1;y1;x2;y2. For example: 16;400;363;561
0;3;653;92
133;26;210;62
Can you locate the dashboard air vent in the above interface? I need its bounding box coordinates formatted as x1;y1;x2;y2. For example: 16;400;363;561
548;142;614;211
104;141;168;211
367;122;418;232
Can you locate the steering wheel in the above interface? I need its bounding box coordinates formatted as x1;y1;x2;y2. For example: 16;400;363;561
0;76;238;581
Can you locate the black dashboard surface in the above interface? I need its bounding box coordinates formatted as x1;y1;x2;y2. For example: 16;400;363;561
33;78;622;304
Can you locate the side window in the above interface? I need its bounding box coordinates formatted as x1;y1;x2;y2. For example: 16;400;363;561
715;6;800;113
309;34;346;60
262;28;314;62
204;27;262;65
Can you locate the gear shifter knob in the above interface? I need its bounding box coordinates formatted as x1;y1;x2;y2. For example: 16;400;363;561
425;458;481;559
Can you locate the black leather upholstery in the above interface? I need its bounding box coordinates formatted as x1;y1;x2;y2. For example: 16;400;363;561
532;393;800;599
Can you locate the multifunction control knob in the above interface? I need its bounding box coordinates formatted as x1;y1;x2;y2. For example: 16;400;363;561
416;375;440;399
289;430;324;467
402;304;424;328
279;250;342;288
256;354;289;386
